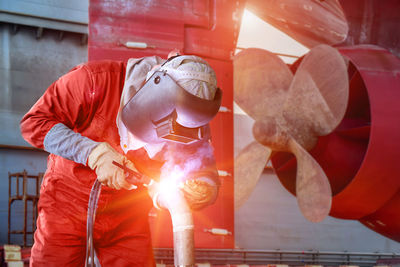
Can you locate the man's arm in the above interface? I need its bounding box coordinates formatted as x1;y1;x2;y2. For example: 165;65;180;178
20;64;136;190
20;64;95;151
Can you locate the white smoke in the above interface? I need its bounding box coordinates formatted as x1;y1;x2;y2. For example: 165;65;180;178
160;140;215;182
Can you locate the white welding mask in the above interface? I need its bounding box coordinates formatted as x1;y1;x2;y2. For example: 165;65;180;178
121;55;222;145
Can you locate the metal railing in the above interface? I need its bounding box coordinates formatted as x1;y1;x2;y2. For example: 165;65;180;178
154;248;400;266
8;170;43;247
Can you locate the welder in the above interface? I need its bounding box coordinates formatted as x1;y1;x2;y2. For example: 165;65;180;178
20;52;221;266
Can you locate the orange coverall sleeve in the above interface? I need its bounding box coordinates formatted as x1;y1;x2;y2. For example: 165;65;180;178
20;64;95;149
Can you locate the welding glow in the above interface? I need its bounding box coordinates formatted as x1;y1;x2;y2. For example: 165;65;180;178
158;178;180;197
157;169;185;200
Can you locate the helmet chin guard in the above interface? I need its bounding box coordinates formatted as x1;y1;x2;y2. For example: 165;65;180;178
121;71;222;144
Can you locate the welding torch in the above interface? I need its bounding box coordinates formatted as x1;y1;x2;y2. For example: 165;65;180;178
112;160;153;187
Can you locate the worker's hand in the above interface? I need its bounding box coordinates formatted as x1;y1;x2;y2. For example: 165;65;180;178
88;142;137;190
181;178;218;210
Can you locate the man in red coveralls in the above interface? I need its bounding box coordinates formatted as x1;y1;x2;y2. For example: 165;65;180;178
20;52;221;266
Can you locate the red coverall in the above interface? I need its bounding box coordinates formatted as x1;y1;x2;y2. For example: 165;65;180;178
20;61;156;266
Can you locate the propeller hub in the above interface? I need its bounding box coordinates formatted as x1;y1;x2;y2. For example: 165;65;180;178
253;117;290;152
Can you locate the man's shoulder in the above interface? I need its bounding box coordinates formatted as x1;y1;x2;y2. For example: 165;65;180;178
80;60;126;75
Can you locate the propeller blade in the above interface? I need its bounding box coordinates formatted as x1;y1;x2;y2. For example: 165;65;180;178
289;138;332;222
234;141;271;209
234;48;293;120
282;44;349;146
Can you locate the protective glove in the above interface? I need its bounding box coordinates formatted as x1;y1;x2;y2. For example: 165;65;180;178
181;178;218;210
88;142;137;190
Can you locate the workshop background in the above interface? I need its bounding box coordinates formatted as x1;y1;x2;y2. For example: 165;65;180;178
0;0;399;266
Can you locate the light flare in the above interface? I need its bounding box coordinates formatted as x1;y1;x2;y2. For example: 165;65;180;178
157;168;185;200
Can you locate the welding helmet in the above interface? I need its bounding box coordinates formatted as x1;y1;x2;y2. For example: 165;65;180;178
121;55;222;145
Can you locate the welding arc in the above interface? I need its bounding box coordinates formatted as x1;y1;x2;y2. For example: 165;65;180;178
233;45;349;222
